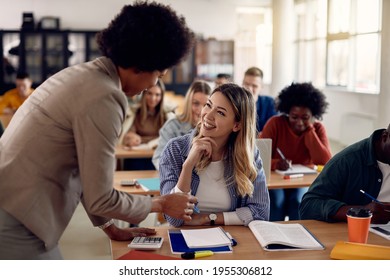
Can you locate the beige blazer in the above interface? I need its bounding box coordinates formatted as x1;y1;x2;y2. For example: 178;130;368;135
0;57;152;249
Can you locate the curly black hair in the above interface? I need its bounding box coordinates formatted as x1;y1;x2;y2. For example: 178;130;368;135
96;1;195;72
275;82;329;120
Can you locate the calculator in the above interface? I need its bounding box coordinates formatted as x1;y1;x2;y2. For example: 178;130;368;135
128;236;164;250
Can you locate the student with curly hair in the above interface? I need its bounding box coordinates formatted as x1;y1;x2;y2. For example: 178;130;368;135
152;80;211;169
0;1;196;259
260;82;331;221
160;83;270;227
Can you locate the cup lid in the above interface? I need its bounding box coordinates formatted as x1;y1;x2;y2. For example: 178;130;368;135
346;207;372;217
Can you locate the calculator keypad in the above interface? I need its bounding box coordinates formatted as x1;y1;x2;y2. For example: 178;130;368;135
128;236;164;250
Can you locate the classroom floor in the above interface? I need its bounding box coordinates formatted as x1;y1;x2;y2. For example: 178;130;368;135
59;139;346;260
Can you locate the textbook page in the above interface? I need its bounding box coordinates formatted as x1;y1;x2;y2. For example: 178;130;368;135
248;221;324;251
275;164;317;175
370;222;390;240
180;227;232;248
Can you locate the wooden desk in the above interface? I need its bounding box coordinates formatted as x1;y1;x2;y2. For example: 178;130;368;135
114;170;318;193
268;172;317;189
111;220;390;260
115;145;154;159
115;170;159;196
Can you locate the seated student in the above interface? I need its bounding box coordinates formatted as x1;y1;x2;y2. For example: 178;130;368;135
119;79;174;170
260;82;332;221
0;71;34;114
159;83;270;227
300;124;390;224
120;79;174;147
242;67;277;135
214;73;231;88
152;80;211;169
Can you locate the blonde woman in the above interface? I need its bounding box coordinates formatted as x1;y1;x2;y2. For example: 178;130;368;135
152;80;211;169
160;83;270;227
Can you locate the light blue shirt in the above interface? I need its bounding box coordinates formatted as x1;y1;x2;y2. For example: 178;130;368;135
159;130;270;227
152;116;192;169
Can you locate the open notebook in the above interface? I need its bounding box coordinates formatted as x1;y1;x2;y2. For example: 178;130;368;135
275;164;317;175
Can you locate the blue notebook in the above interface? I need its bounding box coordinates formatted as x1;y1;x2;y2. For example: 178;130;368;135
168;229;232;254
137;178;160;191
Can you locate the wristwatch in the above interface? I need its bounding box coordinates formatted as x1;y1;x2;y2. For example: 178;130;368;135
209;213;217;226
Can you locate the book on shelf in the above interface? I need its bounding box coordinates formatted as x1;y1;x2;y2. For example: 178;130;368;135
168;228;233;254
369;222;390;240
131;137;159;150
248;220;324;251
136;177;160;192
275;164;317;176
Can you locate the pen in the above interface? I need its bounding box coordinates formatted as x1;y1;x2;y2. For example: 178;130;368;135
283;174;304;179
276;147;292;169
225;231;238;246
276;147;286;160
359;189;383;205
193;204;200;214
181;250;214;259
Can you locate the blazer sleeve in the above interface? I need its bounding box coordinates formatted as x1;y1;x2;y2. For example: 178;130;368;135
73;93;152;226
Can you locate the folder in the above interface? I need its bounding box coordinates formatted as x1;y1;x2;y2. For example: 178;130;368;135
330;240;390;260
116;250;180;260
168;229;232;254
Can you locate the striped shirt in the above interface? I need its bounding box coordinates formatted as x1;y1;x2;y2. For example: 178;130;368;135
159;130;270;227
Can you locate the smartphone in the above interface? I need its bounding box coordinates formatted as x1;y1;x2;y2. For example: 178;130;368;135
120;179;137;186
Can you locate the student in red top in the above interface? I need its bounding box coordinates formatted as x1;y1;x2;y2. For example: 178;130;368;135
260;82;331;221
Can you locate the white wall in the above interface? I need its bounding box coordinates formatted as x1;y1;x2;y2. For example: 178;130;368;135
0;0;266;40
1;0;388;145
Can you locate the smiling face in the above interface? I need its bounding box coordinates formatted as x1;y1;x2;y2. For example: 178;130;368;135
191;91;209;126
200;91;241;145
117;67;167;96
288;106;313;135
145;84;162;111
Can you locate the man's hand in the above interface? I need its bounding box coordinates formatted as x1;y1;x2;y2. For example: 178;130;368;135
367;202;390;224
103;224;156;241
152;193;198;222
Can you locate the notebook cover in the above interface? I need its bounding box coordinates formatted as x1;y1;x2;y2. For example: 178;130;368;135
116;250;180;260
330;240;390;260
168;230;232;254
137;178;160;191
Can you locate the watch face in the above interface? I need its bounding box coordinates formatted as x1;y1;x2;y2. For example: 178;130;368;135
209;213;217;220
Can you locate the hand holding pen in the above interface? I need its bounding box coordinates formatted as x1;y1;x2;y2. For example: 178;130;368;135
360;189;390;224
276;147;292;171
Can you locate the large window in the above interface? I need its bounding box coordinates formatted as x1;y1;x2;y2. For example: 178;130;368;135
235;6;273;85
294;0;382;94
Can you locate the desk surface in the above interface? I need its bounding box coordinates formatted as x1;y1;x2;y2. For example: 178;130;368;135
115;146;155;159
114;170;317;195
111;220;390;260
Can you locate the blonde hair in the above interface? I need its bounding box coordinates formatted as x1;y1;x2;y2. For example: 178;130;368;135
193;83;258;197
139;79;167;127
177;80;211;124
